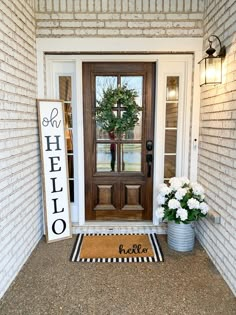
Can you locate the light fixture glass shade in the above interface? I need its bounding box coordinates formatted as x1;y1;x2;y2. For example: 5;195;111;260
199;56;222;86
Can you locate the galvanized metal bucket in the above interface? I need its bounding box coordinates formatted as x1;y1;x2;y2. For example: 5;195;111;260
167;221;195;252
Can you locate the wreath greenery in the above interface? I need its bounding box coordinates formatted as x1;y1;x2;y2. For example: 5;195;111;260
95;85;141;135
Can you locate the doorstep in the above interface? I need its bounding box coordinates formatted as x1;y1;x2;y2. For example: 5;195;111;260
72;221;167;234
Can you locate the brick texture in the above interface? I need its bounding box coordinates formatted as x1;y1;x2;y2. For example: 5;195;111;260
196;0;236;296
35;0;204;38
0;0;43;298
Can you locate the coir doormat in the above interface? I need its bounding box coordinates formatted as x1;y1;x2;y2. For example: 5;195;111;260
70;233;164;263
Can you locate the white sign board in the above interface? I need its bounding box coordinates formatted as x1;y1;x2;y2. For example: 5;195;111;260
37;100;72;243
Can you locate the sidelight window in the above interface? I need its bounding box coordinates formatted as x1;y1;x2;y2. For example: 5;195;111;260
59;76;74;202
164;76;179;181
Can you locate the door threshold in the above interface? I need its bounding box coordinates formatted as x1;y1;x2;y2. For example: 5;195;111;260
72;221;167;234
84;221;154;226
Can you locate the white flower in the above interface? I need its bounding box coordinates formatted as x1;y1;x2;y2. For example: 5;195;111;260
175;188;188;201
191;182;205;196
156;207;165;219
181;177;190;185
187;198;200;209
199;202;209;214
168;199;180;209
157;178;209;223
169;177;178;184
180;177;190;186
200;194;205;201
158;184;171;196
176;208;188;221
169;177;183;191
157;194;166;205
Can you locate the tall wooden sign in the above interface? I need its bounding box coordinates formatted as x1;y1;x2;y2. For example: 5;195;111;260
37;100;72;243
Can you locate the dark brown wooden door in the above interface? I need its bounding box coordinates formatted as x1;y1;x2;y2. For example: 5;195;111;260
83;62;155;221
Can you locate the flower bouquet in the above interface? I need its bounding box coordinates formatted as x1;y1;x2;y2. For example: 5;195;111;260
156;177;209;223
156;177;209;251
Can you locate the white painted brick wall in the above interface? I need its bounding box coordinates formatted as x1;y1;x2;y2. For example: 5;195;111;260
35;0;204;38
196;0;236;297
0;0;43;299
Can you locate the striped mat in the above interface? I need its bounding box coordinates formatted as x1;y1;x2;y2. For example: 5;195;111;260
70;233;164;263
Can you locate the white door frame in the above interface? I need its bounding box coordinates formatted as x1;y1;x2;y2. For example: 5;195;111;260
37;38;202;227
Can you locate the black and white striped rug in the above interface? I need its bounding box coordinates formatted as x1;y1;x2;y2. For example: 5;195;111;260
70;233;164;263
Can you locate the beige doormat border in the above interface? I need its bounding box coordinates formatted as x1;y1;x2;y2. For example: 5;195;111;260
70;233;164;263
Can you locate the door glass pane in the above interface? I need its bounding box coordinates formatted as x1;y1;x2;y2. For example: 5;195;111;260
96;76;117;105
121;144;141;172
165;130;177;153
164;155;176;178
166;103;178;128
121;76;143;107
122;111;142;140
97;143;117;172
166;77;179;101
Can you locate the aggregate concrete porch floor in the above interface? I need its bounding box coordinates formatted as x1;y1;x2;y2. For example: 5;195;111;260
0;235;235;315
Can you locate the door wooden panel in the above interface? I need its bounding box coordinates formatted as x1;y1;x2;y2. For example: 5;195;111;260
122;184;144;211
83;62;155;221
94;184;116;211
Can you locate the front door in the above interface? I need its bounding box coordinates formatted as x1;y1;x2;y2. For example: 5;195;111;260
83;62;155;221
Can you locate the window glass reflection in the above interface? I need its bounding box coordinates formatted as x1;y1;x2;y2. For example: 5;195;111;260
166;103;178;128
64;103;73;128
59;76;71;101
65;129;73;153
121;111;142;140
67;155;74;178
164;155;176;179
121;144;141;172
97;143;117;172
69;180;74;203
166;77;179;101
121;76;143;107
96;76;118;106
165;130;177;154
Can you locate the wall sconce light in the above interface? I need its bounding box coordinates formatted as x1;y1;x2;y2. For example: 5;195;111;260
198;35;226;86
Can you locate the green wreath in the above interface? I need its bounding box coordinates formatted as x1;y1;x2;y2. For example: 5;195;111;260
95;85;141;135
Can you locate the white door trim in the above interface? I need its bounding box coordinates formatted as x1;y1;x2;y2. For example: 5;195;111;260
36;37;202;53
38;37;202;227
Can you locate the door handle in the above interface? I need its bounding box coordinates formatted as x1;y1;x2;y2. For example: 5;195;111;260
146;154;152;177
